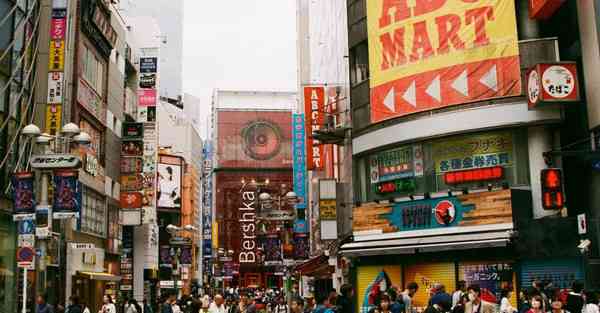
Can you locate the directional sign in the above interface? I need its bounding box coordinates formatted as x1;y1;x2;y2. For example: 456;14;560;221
30;154;81;169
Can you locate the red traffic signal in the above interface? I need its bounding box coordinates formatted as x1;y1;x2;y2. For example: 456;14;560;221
541;168;564;210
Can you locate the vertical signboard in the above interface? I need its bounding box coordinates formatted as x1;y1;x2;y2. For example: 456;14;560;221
292;114;307;209
52;170;82;217
46;2;68;135
12;173;36;215
304;86;325;170
367;0;521;123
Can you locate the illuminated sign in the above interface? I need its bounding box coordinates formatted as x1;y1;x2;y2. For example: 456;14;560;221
376;178;416;194
304;86;325;170
527;63;579;109
444;166;503;185
367;0;521;122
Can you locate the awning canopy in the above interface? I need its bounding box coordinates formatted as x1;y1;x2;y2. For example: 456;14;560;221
294;255;333;277
77;271;121;281
340;229;512;257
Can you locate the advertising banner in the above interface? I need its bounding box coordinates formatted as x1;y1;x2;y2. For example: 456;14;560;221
368;0;521;123
121;158;143;173
157;162;182;209
123;123;144;139
353;189;512;234
122;140;144;156
292;114;307;208
52;170;81;213
45;104;62;136
47;72;63;104
138;89;157;107
121;174;144;192
459;262;516;306
48;40;65;71
303;86;325;170
370;145;424;184
12;173;35;215
404;263;456;309
357;266;402;313
216;110;292;169
431;131;513;173
293;233;309;260
50;17;66;40
140;57;158;73
263;234;282;266
120;192;143;209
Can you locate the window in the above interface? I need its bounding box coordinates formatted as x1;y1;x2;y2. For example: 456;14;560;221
350;41;369;86
80;187;107;237
81;44;105;96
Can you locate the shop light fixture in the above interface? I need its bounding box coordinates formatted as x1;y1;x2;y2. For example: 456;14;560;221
444;166;504;185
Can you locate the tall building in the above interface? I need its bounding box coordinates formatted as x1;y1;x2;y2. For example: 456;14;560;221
0;0;42;311
342;0;600;306
118;0;183;99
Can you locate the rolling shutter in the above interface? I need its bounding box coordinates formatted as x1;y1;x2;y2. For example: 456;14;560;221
404;263;456;311
520;258;584;290
356;265;403;313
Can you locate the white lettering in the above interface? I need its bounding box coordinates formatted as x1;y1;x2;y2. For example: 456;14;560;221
239;252;255;263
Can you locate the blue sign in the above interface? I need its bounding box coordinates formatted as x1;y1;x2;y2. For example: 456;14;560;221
292;114;307;209
293;219;308;233
202;141;213;258
18;219;35;235
385;197;474;231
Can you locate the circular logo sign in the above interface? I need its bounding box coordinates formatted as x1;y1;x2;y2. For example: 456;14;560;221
17;247;34;262
241;120;282;161
527;69;540;104
434;200;456;226
542;65;575;99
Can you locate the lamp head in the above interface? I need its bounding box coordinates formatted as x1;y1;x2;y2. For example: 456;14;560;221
73;132;92;145
61;123;80;137
22;124;41;138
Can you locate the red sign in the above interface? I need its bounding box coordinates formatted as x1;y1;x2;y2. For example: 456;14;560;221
216;110;292;169
17;247;35;262
444;166;504;185
137;89;157;106
530;0;565;19
303;86;325;170
50;18;66;40
527;63;579;109
120;192;143;208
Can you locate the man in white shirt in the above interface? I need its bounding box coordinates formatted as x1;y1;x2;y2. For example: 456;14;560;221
452;281;467;309
402;282;419;313
210;295;227;313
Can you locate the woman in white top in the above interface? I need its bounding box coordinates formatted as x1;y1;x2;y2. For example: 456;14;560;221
100;296;116;313
499;290;516;313
583;292;600;313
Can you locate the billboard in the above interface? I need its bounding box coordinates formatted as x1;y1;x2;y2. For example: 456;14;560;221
292;114;307;209
368;0;521;123
303;87;325;170
216;110;292;169
157;159;182;209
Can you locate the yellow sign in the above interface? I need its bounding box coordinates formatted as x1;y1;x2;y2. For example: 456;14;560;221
431;131;513;173
212;222;219;249
45;104;62;136
319;199;337;220
404;263;456;310
367;0;521;122
48;40;65;71
357;266;402;313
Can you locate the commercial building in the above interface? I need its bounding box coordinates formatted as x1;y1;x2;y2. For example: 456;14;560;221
342;0;600;310
210;90;296;289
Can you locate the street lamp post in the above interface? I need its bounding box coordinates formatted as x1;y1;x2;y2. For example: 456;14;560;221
20;123;91;299
166;224;197;297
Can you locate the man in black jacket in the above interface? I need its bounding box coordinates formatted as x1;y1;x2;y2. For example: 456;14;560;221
337;285;354;313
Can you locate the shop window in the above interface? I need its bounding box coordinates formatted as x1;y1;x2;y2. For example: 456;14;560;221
81;187;107;237
350;41;369;86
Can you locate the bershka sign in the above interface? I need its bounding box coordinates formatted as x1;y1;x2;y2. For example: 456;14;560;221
239;190;256;264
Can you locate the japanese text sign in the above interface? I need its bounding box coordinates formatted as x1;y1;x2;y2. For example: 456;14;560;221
48;40;65;71
303;86;325;170
137;89;157;107
527;62;579;109
50;17;66;40
431;131;513;173
292;114;307;209
367;0;521;123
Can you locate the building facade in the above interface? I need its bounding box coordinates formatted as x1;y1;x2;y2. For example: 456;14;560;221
342;1;600;310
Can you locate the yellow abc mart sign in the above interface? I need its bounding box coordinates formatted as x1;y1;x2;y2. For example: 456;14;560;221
367;0;521;122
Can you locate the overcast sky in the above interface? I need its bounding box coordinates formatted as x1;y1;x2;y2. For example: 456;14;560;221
182;0;298;139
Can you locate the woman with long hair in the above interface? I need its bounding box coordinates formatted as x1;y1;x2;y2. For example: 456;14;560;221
499;289;516;313
526;295;543;313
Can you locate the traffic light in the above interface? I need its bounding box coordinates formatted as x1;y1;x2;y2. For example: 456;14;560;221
541;168;564;210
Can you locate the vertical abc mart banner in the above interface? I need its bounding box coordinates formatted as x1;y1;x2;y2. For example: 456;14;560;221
368;0;521;123
292;114;307;209
303;86;325;170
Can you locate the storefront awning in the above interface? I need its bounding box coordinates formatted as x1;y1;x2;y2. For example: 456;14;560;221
77;271;121;281
295;255;333;277
340;229;512;257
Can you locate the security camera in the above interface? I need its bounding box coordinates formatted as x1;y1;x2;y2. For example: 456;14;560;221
578;239;591;253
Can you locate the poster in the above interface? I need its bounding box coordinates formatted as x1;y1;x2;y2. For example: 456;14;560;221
48;40;65;71
404;263;456;310
263;234;282;266
292;114;307;209
431;131;513;173
47;72;63;104
303;86;325;170
12;172;35;214
157;163;181;208
367;0;521;122
459;262;516;306
50;17;66;40
370;145;421;184
293;233;309;260
52;170;81;213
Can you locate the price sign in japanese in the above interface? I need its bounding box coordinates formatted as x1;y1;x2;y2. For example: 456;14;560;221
432;131;513;173
527;62;579;109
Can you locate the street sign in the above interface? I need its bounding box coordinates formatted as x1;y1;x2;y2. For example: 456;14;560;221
17;247;35;269
257;210;296;221
18;235;35;248
578;213;587;235
13;213;35;222
17;219;35;235
30;154;81;169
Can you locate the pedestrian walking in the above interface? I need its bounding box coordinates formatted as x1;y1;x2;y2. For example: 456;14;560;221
143;299;154;313
66;296;83;313
526;295;544;313
499;289;516;313
313;293;334;313
582;292;599;313
373;295;392;313
272;297;289;313
565;282;584;313
36;294;55;313
100;295;117;313
401;282;419;313
452;294;468;313
337;284;354;313
549;297;569;313
210;295;228;313
291;298;305;313
452;282;467;309
161;293;176;313
464;285;494;313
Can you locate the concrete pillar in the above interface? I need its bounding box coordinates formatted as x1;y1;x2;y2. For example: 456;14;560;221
133;226;146;302
528;126;560;218
518;0;540;40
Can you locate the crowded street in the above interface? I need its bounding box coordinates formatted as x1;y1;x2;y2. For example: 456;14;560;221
1;0;600;313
